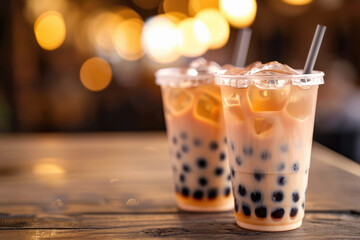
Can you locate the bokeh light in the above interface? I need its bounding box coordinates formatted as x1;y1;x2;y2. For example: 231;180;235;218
113;19;144;61
142;16;181;63
33;163;65;175
25;0;69;22
115;6;141;20
80;57;112;91
195;9;229;49
178;18;210;57
282;0;312;5
133;0;161;9
188;0;218;16
163;0;189;16
34;11;66;50
219;0;257;28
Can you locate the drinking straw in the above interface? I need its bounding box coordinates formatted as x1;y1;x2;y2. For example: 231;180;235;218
303;25;326;74
233;28;252;68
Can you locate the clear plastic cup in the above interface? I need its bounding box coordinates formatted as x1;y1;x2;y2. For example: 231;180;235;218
156;67;233;212
215;69;324;231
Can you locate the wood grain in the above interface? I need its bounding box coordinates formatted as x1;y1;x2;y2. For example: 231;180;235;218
0;133;359;239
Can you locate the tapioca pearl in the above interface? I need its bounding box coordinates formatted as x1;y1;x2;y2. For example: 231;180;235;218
292;192;300;203
215;167;224;176
198;177;208;186
227;174;231;181
242;203;251;216
234;198;239;212
293;162;299;172
271;208;285;219
238;184;247;197
255;206;267;218
197;158;207;168
277;176;286;186
231;141;235;152
254;171;264;182
180;174;185;183
182;164;191;173
278;162;285;171
260;151;271;161
181;144;189;153
224;187;231;196
235;156;242;166
208;188;218;199
250;191;262;203
176;152;182;160
181;187;190;197
280;144;288;153
231;167;235;178
172;136;177;145
180;132;187;140
209;141;219;151
219;152;226;161
290;207;298;218
272;191;284;202
193;138;201;146
302;202;305;209
243;146;253;156
193;190;204;199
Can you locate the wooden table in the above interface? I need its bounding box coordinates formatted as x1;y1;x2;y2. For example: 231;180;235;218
0;133;359;239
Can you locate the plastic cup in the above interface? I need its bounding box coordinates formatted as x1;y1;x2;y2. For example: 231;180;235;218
156;67;233;212
215;70;324;231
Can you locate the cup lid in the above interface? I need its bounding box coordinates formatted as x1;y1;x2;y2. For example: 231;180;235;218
215;70;325;88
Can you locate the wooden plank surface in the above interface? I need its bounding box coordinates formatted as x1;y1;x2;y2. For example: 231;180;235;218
0;133;359;239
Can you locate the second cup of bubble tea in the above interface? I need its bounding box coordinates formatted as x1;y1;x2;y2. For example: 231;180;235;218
156;66;233;212
215;63;324;231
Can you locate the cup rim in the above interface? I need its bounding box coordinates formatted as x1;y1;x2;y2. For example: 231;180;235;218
155;67;214;87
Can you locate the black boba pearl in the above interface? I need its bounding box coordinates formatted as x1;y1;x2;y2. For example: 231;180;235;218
242;203;251;216
272;191;284;202
260;151;271;161
172;136;177;145
208;188;218;199
227;174;231;181
302;202;305;209
219;152;226;161
235;156;242;165
293;163;299;172
243;146;253;156
198;177;208;186
234;198;239;212
292;192;300;203
176;152;182;160
181;144;189;153
231;167;235;177
215;167;224;176
180;174;185;183
277;176;286;186
290;207;298;217
193;190;204;199
182;187;190;197
180;132;187;140
271;208;285;219
238;184;247;197
209;141;219;151
224;187;231;196
193;138;201;146
224;137;227;144
197;158;207;168
280;144;288;153
255;206;267;218
183;164;191;173
278;163;285;171
250;191;262;203
254;172;264;182
231;141;235;152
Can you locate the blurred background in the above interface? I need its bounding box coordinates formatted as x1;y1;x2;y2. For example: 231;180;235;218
1;0;360;163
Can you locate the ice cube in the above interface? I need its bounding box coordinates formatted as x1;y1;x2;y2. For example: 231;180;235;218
165;88;194;115
224;93;243;121
286;86;316;120
194;92;221;124
224;92;241;106
224;61;262;75
254;118;273;136
190;57;221;74
248;85;290;111
246;61;299;75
